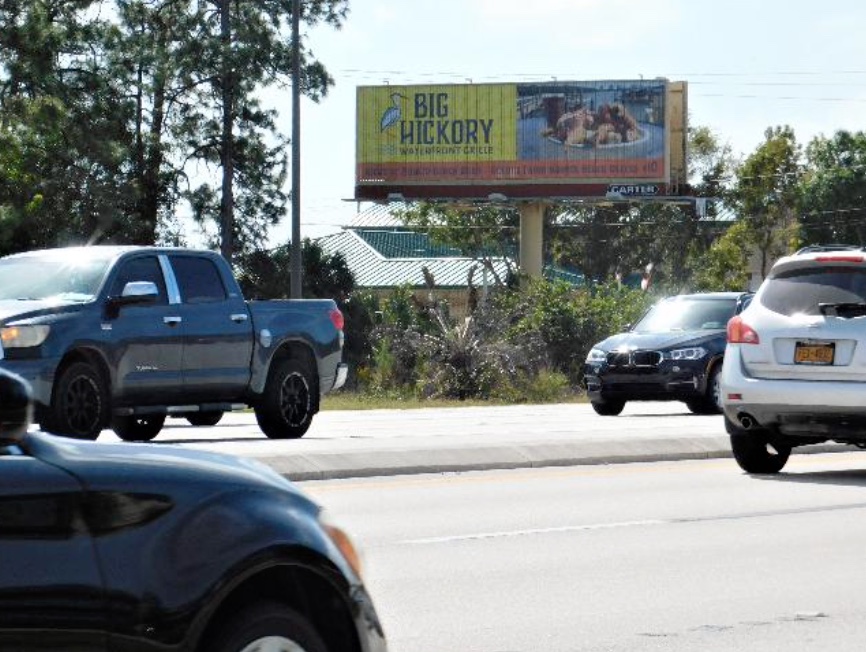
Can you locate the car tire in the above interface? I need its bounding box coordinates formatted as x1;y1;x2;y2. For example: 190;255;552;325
206;601;328;652
39;362;108;440
112;415;166;442
727;417;791;474
186;411;224;427
255;358;315;439
686;364;723;415
591;399;625;416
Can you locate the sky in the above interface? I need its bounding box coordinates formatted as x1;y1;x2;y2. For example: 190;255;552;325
263;0;866;244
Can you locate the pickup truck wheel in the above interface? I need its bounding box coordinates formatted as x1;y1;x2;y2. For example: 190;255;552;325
186;411;224;427
205;601;327;652
255;359;314;439
40;362;108;440
112;415;166;442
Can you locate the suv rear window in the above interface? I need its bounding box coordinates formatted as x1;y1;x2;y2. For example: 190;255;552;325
761;266;866;316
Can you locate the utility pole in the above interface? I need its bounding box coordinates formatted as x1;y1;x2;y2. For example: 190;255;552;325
290;0;303;298
219;0;234;265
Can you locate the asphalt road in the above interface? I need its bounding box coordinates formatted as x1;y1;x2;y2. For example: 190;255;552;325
92;401;851;480
303;452;866;652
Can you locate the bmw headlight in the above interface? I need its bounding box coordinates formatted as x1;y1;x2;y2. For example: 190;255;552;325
585;348;607;363
1;325;50;349
665;346;707;361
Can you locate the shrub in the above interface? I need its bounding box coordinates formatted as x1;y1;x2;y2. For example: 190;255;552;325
501;279;653;385
350;277;657;403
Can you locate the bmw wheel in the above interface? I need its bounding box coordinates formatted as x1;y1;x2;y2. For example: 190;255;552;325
686;364;723;415
591;399;625;416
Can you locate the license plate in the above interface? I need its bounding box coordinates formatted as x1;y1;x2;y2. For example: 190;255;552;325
794;342;835;365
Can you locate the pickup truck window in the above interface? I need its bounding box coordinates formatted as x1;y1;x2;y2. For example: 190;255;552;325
172;256;228;304
109;256;168;305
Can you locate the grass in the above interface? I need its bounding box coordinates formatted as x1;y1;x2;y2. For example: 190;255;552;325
320;391;586;411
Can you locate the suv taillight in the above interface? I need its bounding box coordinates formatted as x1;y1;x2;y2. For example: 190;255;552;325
727;315;759;344
329;308;345;331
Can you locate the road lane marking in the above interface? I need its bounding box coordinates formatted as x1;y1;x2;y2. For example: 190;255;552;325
399;502;866;545
401;519;666;544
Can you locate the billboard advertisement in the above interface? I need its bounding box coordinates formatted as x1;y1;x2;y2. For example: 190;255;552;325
356;79;685;201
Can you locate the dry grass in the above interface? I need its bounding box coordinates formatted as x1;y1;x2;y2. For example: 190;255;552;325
320;391;585;411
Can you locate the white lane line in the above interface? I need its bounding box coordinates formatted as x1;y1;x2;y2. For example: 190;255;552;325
401;501;866;545
400;519;666;544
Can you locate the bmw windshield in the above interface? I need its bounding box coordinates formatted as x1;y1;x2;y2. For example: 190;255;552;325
633;298;737;333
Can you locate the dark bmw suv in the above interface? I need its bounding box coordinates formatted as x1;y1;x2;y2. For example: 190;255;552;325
0;369;387;652
584;292;752;416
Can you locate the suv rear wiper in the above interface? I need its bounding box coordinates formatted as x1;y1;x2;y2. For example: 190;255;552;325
819;302;866;318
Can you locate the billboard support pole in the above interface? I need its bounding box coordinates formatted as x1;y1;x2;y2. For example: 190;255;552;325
519;202;545;281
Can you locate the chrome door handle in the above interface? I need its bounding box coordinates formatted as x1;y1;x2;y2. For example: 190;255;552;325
164;316;182;326
230;313;249;323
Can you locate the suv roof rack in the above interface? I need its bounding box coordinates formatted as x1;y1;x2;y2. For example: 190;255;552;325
795;244;866;254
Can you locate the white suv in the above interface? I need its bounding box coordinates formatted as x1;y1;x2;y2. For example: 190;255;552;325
721;245;866;473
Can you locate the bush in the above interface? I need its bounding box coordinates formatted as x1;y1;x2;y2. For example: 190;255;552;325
348;277;656;403
502;280;653;385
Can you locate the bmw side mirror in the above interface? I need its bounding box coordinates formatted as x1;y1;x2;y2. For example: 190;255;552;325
0;369;32;445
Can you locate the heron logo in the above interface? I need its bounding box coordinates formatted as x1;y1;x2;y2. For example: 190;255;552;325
380;93;406;132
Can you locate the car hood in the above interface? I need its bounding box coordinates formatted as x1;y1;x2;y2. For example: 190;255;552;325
23;431;306;499
594;329;723;352
0;299;83;323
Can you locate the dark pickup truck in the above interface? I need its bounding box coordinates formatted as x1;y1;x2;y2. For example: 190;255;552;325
0;245;347;441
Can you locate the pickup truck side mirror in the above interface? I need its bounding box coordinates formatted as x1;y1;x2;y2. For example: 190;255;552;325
0;369;32;446
105;281;159;319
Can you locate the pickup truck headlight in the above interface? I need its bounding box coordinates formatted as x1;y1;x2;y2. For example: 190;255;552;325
664;346;708;361
1;325;51;348
585;348;607;363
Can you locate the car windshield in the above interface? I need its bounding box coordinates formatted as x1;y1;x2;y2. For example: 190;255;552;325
632;297;737;333
761;266;866;316
0;254;113;302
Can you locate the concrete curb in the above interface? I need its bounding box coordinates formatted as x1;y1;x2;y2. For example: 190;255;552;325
255;438;859;481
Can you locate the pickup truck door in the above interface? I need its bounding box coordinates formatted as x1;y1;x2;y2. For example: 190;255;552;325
104;254;185;403
167;254;254;401
0;448;108;650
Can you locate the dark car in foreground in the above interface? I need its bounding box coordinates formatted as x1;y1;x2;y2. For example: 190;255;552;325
584;292;752;416
0;369;386;652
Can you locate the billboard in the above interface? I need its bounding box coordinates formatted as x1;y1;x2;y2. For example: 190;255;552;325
355;79;687;201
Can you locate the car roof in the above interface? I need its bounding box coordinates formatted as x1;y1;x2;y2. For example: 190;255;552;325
3;245;217;261
770;245;866;276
